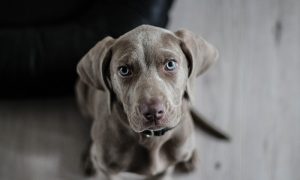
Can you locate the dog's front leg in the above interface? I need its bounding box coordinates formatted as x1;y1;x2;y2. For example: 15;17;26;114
175;150;198;173
144;166;174;180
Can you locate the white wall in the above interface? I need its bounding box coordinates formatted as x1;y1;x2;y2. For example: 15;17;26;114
169;0;300;180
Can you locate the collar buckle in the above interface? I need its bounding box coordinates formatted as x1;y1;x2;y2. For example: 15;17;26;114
142;128;169;138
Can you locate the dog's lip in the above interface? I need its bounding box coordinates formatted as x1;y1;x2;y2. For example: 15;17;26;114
141;123;170;131
147;126;165;131
131;116;180;133
135;126;166;133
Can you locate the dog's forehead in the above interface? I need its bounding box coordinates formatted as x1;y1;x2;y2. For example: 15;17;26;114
112;25;180;57
118;25;175;42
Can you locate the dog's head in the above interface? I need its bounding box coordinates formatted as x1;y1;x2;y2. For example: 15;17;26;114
77;25;218;133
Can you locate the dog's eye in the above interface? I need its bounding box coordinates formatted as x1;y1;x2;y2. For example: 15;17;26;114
118;65;132;77
164;60;177;71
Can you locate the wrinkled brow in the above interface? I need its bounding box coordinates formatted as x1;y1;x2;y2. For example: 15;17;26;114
158;48;180;58
114;53;139;65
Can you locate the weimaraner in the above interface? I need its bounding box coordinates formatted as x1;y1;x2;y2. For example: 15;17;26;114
76;25;229;180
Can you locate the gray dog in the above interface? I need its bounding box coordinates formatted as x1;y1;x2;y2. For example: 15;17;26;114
76;25;228;180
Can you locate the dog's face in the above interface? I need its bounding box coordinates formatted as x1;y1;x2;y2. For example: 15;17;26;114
77;25;218;133
110;30;188;132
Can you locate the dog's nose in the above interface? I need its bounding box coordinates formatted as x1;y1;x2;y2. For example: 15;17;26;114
139;98;165;122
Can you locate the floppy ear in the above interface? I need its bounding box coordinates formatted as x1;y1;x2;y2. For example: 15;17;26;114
175;29;219;103
77;36;115;112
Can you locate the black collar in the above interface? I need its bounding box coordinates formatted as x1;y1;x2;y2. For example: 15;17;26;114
141;126;175;138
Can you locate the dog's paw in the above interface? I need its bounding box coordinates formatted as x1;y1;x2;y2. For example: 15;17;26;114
82;156;96;176
175;151;198;173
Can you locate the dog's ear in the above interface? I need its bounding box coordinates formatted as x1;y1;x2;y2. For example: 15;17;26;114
77;36;114;90
175;29;219;103
77;36;115;112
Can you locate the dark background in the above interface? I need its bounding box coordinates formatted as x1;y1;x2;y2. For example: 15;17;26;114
0;0;173;97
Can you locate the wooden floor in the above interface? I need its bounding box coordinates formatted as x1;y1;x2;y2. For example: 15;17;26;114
1;0;299;180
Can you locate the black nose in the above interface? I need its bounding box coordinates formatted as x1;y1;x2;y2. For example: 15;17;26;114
139;98;165;122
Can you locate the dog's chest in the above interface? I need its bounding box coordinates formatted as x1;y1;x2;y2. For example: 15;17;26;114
92;113;195;176
123;135;192;176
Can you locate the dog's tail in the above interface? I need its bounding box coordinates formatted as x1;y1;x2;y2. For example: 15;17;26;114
190;107;230;141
